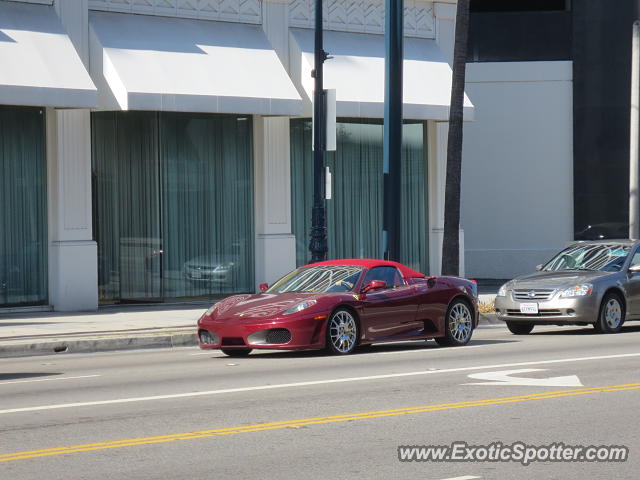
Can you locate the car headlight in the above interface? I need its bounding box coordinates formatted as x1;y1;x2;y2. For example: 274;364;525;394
559;284;593;298
497;284;509;297
284;299;317;315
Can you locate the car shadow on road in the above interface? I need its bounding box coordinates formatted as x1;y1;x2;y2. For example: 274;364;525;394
0;372;62;381
530;325;640;336
208;339;517;360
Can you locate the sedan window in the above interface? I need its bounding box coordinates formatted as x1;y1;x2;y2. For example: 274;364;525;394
543;244;631;272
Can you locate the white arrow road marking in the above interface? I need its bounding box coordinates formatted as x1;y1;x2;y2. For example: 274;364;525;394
465;368;583;387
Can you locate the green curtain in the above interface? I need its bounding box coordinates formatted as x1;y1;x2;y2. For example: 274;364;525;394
160;113;254;297
92;112;253;303
92;112;161;301
291;118;428;273
0;106;47;306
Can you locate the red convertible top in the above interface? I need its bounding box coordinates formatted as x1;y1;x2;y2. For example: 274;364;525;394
303;258;426;279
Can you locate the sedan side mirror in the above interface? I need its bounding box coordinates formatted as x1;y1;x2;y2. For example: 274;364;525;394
259;282;269;292
628;265;640;274
361;280;386;294
535;264;543;271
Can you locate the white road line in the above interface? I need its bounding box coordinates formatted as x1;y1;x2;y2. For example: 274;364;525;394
2;352;640;415
0;374;100;386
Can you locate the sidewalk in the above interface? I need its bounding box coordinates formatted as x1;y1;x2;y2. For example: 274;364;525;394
0;304;208;358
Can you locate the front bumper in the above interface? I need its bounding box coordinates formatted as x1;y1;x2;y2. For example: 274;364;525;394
495;293;599;324
197;313;329;350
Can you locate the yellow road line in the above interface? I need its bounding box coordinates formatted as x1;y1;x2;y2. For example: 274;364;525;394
2;382;639;463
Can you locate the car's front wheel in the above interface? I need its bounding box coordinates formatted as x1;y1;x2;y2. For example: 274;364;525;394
506;321;534;335
435;299;474;347
221;348;252;357
326;308;359;355
594;293;624;334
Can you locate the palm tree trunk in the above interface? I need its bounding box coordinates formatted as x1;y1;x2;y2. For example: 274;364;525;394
442;0;470;276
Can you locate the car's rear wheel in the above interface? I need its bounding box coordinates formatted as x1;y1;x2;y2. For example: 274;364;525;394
594;293;624;334
435;299;473;347
506;321;534;335
326;308;359;355
221;348;252;357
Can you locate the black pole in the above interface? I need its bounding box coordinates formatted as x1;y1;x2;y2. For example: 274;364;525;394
309;0;328;262
383;0;403;261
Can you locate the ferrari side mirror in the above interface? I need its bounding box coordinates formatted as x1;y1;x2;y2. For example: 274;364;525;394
535;264;543;271
259;282;269;292
362;280;386;294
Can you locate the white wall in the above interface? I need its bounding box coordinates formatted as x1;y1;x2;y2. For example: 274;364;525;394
461;61;573;279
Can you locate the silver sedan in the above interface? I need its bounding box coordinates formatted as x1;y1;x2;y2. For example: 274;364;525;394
495;240;640;334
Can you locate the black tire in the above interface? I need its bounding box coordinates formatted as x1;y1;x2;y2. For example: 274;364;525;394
435;299;474;347
506;321;535;335
594;293;624;334
326;308;359;355
221;348;252;357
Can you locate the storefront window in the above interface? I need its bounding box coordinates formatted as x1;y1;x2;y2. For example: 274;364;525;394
0;106;48;307
92;112;254;303
290;119;428;273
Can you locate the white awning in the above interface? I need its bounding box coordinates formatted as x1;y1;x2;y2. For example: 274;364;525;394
0;1;96;108
89;12;302;115
289;28;474;120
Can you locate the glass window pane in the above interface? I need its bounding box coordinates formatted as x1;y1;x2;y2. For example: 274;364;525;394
291;118;428;274
92;112;161;302
0;106;47;306
92;111;254;303
160;113;254;297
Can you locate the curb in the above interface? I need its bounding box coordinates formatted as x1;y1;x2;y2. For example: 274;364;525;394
0;330;198;358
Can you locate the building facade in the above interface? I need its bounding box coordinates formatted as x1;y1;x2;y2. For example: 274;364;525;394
0;0;470;311
461;0;640;279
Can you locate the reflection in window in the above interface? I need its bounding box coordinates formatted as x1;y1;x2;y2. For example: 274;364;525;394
543;244;631;272
268;266;363;293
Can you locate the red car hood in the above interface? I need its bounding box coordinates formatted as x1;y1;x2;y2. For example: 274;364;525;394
211;292;325;319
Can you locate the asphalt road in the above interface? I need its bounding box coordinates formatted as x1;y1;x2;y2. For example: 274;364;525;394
2;323;640;480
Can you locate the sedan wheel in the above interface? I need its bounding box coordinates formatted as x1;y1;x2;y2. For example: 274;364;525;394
594;294;624;334
435;300;474;347
326;309;359;355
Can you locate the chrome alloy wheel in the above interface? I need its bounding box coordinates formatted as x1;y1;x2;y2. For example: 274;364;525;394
604;298;622;329
448;302;473;343
329;310;357;353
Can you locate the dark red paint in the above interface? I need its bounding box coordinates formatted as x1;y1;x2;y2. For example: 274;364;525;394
197;259;478;352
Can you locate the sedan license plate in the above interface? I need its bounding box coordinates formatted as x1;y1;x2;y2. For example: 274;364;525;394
520;303;538;314
191;272;202;279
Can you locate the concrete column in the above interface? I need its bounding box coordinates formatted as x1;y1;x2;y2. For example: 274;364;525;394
47;1;97;311
262;0;290;68
434;2;457;65
428;121;465;277
253;116;297;289
47;109;98;311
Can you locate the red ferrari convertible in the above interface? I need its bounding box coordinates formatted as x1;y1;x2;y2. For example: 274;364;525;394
197;259;478;356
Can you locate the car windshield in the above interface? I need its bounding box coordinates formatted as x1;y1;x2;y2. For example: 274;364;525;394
542;244;632;272
266;266;363;293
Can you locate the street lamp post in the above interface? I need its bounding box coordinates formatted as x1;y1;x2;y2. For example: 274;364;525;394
383;0;404;261
309;0;329;262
